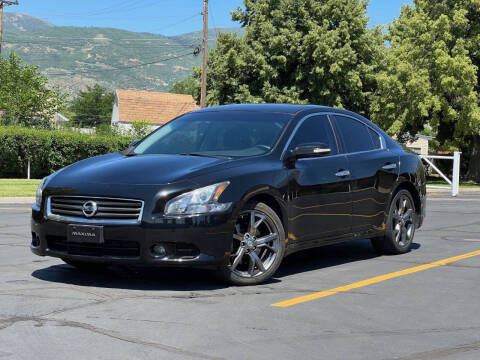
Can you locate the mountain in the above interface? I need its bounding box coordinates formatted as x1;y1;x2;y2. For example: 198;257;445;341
3;12;54;32
2;13;244;95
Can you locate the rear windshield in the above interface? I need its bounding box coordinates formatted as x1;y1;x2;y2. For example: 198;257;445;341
133;111;292;158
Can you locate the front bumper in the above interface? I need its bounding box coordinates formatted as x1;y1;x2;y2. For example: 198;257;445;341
30;205;234;269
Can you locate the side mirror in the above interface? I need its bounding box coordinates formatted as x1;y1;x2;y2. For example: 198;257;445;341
129;139;140;148
286;143;331;165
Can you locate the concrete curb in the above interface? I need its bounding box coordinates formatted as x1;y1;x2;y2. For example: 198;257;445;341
0;197;35;204
427;187;480;195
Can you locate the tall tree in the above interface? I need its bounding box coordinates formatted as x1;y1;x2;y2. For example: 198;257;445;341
0;52;65;129
69;84;115;127
205;0;385;116
370;0;480;181
169;75;200;103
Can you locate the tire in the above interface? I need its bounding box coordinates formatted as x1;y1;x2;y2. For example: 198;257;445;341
220;201;286;286
371;189;416;255
62;259;108;271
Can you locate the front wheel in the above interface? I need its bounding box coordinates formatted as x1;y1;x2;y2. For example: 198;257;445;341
220;201;286;285
371;189;416;255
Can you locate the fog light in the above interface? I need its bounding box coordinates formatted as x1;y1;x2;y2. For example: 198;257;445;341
151;244;166;257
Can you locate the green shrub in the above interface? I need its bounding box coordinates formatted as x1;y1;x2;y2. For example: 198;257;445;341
130;120;153;139
0;126;133;178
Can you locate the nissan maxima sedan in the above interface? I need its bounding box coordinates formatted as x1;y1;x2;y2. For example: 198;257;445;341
31;104;426;285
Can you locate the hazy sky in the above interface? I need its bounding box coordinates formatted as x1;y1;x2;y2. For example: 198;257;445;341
8;0;413;35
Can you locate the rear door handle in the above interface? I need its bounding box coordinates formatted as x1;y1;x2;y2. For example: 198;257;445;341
335;169;351;178
382;163;397;171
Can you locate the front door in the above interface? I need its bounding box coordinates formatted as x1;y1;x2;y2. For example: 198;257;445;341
286;115;351;245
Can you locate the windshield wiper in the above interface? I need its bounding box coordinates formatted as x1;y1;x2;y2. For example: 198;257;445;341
180;153;228;159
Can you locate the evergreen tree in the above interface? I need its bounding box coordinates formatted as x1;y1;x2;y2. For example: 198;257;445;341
370;0;480;180
205;0;385;117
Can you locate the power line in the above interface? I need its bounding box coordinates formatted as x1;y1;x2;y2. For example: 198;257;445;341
12;51;199;62
44;50;196;76
36;0;152;18
5;37;198;42
144;13;202;33
4;40;200;49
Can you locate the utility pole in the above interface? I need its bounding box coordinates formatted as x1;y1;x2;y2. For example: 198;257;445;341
0;0;19;55
200;0;208;108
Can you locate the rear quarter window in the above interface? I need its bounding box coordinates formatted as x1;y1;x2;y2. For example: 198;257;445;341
334;115;374;153
367;127;382;149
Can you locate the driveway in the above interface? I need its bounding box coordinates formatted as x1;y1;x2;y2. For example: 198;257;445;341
1;195;480;359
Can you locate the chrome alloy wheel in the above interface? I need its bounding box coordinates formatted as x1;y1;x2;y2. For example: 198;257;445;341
229;210;280;278
392;194;415;247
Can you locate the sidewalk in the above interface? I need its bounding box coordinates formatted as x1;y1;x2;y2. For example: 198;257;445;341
0;197;35;204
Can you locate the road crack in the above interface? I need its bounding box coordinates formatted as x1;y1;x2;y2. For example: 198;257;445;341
0;316;224;360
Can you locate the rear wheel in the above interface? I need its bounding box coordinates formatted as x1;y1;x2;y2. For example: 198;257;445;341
371;189;416;255
62;259;108;271
220;201;285;285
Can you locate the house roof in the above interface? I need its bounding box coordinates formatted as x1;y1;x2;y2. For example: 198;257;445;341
116;89;199;125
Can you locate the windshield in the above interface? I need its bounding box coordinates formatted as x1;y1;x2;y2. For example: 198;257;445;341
133;111;292;157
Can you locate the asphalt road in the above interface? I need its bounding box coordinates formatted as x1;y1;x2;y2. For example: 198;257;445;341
1;195;480;360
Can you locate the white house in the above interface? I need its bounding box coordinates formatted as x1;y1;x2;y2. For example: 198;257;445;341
53;112;70;129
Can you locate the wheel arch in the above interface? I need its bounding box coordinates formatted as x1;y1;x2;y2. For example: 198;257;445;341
391;181;421;217
236;187;288;236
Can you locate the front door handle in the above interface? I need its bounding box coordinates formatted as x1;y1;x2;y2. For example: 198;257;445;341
382;163;397;171
335;169;351;178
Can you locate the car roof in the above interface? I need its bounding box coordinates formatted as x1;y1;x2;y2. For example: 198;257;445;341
194;103;337;115
192;103;402;151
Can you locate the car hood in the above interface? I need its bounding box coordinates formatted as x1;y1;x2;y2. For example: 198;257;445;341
48;152;232;187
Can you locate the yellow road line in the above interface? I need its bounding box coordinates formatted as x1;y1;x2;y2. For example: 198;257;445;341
272;250;480;308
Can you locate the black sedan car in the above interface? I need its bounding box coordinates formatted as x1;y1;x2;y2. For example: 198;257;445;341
31;104;426;285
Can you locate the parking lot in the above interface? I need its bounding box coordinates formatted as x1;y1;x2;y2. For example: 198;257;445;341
1;194;480;360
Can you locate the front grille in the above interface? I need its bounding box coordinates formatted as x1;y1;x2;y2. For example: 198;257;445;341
47;235;140;258
48;196;143;223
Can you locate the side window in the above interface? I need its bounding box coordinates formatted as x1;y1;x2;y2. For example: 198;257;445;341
290;115;337;155
368;127;382;149
334;116;374;153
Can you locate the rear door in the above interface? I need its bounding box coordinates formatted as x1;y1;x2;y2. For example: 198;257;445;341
286;115;351;245
332;115;398;236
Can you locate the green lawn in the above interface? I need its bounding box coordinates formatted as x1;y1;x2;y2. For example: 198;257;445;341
1;178;477;197
0;179;41;197
427;180;480;188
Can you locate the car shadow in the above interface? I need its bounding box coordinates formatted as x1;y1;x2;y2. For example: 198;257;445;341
31;263;226;291
31;239;421;291
276;239;420;278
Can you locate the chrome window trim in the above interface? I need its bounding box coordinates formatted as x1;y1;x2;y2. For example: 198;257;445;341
330;113;386;153
281;112;386;160
46;195;145;225
297;153;347;162
280;112;340;160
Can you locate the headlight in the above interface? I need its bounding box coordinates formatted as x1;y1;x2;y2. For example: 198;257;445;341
35;177;48;207
164;181;231;216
